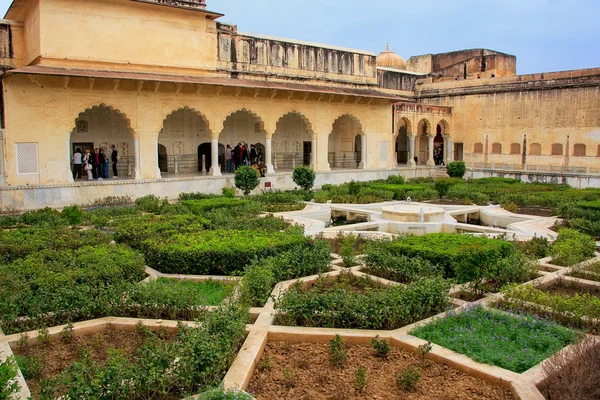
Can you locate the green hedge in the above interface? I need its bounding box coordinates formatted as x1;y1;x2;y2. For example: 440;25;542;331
143;228;309;275
181;198;250;214
0;228;112;265
377;234;515;278
0;245;145;334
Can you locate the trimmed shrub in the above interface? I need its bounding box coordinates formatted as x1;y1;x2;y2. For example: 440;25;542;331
235;166;260;195
364;242;441;283
551;229;596;266
135;195;161;213
386;175;405;185
446;161;466;178
446;185;490;205
182;198;249;215
21;207;68;228
292;166;316;191
143;228;309;275
61;205;84;226
221;187;236;198
375;234;515;278
434;177;462;199
274;274;451;330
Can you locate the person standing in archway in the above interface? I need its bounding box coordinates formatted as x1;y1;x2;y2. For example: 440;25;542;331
72;148;83;180
225;144;232;173
111;145;119;178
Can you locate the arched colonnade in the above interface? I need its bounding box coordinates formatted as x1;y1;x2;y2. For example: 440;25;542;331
394;116;453;166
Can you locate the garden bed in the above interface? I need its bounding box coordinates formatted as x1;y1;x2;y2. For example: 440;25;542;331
247;341;515;400
411;306;576;373
273;273;451;330
568;261;600;282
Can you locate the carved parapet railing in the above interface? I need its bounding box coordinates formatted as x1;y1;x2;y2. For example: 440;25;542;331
393;101;452;116
136;0;207;10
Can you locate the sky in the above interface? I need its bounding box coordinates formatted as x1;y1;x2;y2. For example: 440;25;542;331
1;0;598;74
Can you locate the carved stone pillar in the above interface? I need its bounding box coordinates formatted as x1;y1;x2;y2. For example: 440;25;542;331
408;134;416;167
427;134;435;166
155;138;162;179
209;137;221;176
310;134;317;169
134;138;141;179
265;135;275;174
358;135;367;169
66;134;74;183
445;136;454;163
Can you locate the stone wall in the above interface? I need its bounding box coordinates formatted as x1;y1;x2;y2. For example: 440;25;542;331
419;69;600;169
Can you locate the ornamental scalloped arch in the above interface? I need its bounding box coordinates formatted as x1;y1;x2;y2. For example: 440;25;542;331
274;111;315;137
159;106;213;140
329;113;364;138
435;119;450;136
69;103;135;141
417;118;432;136
219;108;267;137
394;116;413;140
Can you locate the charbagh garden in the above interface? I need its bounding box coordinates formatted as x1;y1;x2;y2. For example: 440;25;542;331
1;162;600;400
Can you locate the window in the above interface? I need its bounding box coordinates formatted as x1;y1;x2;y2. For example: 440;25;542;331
491;143;502;154
529;143;541;155
573;144;586;157
510;143;521;155
16;142;39;174
597;145;600;157
76;120;88;133
473;142;483;153
551;143;563;156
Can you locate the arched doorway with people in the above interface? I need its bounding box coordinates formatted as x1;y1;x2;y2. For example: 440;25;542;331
220;109;267;173
328;114;364;169
158;107;211;175
70;104;135;181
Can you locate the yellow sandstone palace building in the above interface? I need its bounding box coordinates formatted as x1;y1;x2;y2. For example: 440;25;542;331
0;0;599;209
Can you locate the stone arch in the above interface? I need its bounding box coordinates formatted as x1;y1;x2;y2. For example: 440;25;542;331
436;119;450;136
573;143;586;157
273;111;314;170
328;113;364;169
158;107;212;174
473;142;484;153
491;143;502;154
551;143;563;156
529;143;542;155
395;117;411;164
220;109;267;170
510;143;521;155
70;103;136;180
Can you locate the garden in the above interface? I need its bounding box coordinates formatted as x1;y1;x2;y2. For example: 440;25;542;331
0;164;599;399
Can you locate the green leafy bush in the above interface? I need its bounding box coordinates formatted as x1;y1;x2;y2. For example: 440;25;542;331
364;243;441;283
551;229;596;266
221;187;236;198
114;214;209;249
386;175;405;185
135;195;161;213
234;166;259;195
0;354;19;400
240;239;331;306
397;366;421;391
274;273;451;330
292;166;316;191
446;185;490;205
143;228;309;276
514;236;551;258
20;207;68;228
0;245;145;334
0;228;111;265
446;161;466;178
339;234;357;267
411;305;575;373
181;198;249;215
61;205;84;226
434;177;462;199
372;234;514;278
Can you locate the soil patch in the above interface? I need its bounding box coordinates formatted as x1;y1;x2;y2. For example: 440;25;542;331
247;341;515;400
11;325;175;399
516;207;555;217
452;290;486;302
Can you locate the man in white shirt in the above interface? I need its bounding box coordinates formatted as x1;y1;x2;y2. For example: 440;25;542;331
72;148;83;179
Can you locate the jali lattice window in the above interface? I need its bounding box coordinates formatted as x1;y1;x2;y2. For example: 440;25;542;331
473;143;483;153
491;143;502;154
16;142;39;174
510;143;521;155
529;143;542;155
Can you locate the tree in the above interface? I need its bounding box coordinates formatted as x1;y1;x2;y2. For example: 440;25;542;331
234;166;260;195
292;166;316;191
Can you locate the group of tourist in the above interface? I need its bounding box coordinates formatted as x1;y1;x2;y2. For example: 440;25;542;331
72;145;119;181
225;143;265;176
